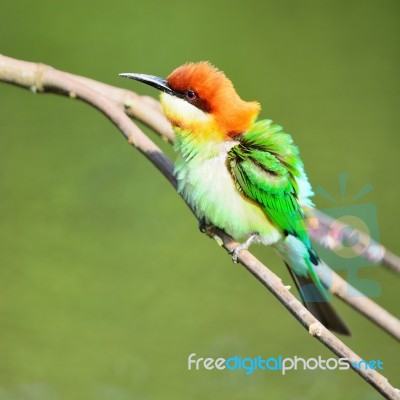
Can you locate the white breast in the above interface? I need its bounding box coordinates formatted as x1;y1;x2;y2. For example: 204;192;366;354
175;141;281;244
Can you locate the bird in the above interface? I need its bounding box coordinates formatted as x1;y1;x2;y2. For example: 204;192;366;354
119;62;350;335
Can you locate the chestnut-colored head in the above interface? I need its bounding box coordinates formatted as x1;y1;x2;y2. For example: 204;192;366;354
120;62;261;139
165;62;260;136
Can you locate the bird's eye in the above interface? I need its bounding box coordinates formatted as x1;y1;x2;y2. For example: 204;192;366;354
186;90;197;101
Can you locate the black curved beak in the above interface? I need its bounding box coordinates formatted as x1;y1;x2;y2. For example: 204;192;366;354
119;73;178;97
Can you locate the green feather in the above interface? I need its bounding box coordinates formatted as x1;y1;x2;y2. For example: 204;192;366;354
228;119;310;248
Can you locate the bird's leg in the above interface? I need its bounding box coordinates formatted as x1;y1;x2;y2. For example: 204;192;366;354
230;233;259;263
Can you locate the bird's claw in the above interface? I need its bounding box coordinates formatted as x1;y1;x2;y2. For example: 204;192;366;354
230;244;246;263
198;218;217;238
229;233;259;263
198;217;208;233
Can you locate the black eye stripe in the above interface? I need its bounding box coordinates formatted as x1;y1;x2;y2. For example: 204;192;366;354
175;89;211;113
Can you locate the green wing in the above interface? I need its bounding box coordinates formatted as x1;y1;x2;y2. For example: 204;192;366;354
227;119;310;248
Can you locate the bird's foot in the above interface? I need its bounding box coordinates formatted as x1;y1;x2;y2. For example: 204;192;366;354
198;217;208;233
198;218;217;238
230;233;259;263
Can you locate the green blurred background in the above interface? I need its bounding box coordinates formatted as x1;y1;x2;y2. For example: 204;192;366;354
0;0;399;399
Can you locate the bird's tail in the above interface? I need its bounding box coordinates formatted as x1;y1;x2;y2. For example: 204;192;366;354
274;238;350;335
284;263;350;335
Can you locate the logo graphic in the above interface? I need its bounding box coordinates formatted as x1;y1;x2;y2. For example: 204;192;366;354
311;173;381;297
187;353;384;375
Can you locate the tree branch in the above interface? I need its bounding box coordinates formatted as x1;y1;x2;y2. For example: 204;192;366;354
317;261;400;341
312;209;400;275
1;54;399;400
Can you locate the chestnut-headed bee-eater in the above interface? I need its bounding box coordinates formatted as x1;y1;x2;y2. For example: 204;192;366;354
120;62;350;335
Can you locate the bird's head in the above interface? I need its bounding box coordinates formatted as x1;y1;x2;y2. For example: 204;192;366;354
120;62;261;140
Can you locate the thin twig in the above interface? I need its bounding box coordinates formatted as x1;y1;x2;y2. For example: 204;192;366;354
317;261;400;341
312;209;400;275
0;54;176;185
0;54;399;399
